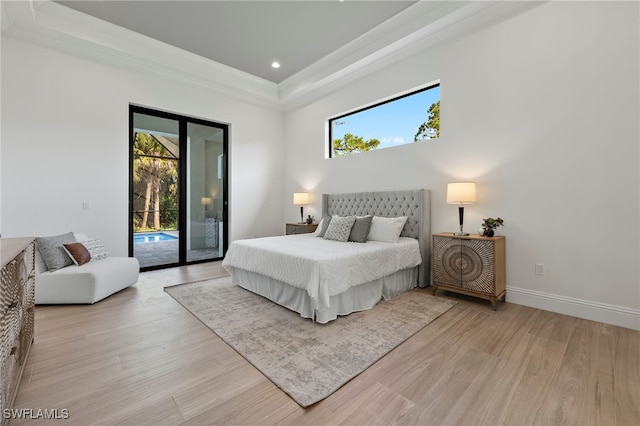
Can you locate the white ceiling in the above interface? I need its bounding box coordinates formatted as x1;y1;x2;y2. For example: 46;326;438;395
55;0;417;83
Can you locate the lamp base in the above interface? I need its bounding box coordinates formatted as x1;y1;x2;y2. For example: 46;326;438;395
454;206;469;236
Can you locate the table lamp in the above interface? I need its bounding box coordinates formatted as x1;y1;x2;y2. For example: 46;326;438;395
201;197;212;211
447;182;477;236
293;192;309;224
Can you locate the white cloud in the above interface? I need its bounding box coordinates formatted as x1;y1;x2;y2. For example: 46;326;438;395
380;136;406;146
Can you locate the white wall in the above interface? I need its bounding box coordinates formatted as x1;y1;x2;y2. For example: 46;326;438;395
283;2;639;328
1;36;284;255
1;1;637;329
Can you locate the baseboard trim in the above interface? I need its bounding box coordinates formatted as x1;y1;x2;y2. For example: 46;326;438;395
506;286;640;331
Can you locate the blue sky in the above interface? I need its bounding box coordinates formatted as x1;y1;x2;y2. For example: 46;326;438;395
331;85;440;150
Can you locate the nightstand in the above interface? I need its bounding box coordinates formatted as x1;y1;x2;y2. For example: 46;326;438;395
432;232;506;310
285;223;318;235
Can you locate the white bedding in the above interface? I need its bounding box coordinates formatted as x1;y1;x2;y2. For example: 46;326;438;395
221;233;422;311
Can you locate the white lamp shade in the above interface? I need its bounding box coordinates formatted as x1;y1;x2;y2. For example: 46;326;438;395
201;197;212;206
293;192;310;205
446;182;477;204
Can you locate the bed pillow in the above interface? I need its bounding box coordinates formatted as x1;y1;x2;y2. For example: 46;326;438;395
82;239;110;261
62;242;92;266
348;215;373;243
323;215;356;242
315;214;332;237
314;217;324;236
35;232;76;271
367;216;408;243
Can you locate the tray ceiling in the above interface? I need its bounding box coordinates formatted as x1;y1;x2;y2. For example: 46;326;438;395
56;1;417;83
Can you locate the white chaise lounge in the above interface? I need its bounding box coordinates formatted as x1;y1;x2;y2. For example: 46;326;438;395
35;232;139;304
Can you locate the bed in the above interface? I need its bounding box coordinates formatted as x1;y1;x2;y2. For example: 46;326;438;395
222;189;431;323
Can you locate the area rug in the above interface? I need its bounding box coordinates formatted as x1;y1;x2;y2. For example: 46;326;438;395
165;276;456;407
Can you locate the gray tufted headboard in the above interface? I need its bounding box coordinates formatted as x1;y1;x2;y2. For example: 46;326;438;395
321;189;431;288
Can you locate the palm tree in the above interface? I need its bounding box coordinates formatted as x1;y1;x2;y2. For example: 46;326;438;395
133;133;178;231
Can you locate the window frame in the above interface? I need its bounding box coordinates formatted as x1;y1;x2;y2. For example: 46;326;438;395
327;81;440;158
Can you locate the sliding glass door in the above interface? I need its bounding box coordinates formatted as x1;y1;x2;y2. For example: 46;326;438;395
131;112;180;268
130;106;228;270
186;122;225;262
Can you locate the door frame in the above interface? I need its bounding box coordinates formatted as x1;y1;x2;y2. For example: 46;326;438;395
129;105;229;271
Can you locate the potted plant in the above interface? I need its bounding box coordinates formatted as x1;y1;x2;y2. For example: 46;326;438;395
481;217;504;237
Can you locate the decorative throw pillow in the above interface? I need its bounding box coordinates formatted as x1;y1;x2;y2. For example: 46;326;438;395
367;216;408;243
315;214;333;238
323;215;356;242
35;232;76;271
62;242;92;266
314;217;325;236
82;239;109;261
348;215;373;243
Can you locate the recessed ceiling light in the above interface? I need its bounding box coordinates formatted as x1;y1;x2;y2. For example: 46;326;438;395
271;61;280;69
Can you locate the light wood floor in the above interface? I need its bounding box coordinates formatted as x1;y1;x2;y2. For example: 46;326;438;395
11;262;640;425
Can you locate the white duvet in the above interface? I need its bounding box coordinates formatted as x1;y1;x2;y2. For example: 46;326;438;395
221;233;422;311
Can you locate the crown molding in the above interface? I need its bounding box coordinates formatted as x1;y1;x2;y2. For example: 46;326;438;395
1;0;281;110
278;0;466;109
2;1;544;112
279;1;544;111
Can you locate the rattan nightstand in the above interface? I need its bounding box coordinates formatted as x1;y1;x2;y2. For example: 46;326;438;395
432;232;506;310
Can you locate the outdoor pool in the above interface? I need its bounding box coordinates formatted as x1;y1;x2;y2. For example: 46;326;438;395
134;232;178;243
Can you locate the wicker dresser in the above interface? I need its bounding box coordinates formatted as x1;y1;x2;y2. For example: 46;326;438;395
1;238;35;424
432;232;506;310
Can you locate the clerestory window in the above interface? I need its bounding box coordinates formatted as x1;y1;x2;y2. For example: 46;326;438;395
328;82;440;158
